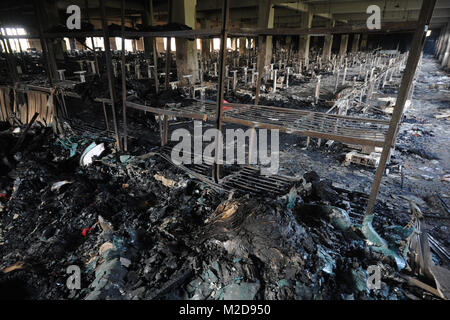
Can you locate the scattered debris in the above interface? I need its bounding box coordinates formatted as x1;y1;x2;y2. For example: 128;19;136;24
80;143;105;166
345;150;381;167
154;173;178;188
1;262;24;274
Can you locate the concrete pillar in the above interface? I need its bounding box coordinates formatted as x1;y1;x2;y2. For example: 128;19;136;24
258;0;274;66
360;34;368;51
68;38;76;51
44;1;65;61
239;37;246;55
351;34;361;53
36;0;61;80
286;36;292;47
286;36;292;61
156;38;165;54
172;0;199;84
201;20;211;59
298;11;313;65
447;51;450;70
137;39;145;51
322;19;335;60
438;24;450;62
339;34;349;56
436;24;447;58
231;38;237;51
109;38;117;51
142;0;157;61
441;33;450;68
436;27;445;57
440;25;450;57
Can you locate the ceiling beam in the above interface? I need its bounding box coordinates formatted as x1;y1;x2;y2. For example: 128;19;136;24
310;0;450;15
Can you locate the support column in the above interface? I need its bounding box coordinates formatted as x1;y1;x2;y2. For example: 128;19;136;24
360;34;368;51
36;0;64;81
68;38;76;51
286;36;292;63
351;34;361;53
322;19;335;60
239;37;246;55
339;34;349;56
84;0;100;74
258;0;274;66
172;0;199;84
441;33;450;68
201;20;211;59
142;0;158;63
447;51;450;70
231;38;237;51
298;11;313;66
34;0;56;84
109;38;117;50
439;24;450;63
255;0;273;104
155;38;165;54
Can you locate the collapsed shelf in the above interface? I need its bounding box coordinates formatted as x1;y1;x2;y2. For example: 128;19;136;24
127;99;390;147
0;82;391;148
222;103;389;147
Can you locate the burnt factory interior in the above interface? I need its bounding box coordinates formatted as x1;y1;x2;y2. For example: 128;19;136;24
0;0;449;302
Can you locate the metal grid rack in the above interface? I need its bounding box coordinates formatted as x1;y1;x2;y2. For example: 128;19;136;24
125;99;389;147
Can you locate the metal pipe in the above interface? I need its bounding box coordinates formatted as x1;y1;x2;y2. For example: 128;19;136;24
121;0;128;151
213;0;230;182
99;0;122;150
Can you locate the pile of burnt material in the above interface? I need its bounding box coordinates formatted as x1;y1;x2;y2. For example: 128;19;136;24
0;121;446;300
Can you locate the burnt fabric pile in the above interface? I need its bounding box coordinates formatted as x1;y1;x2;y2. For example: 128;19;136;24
0;121;444;300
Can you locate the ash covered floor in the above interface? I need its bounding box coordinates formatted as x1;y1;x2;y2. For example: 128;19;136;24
0;58;449;301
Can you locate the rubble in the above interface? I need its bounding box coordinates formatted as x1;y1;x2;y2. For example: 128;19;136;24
0;121;447;300
0;7;449;302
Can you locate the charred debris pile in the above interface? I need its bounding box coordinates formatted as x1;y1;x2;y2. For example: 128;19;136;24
0;121;447;300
